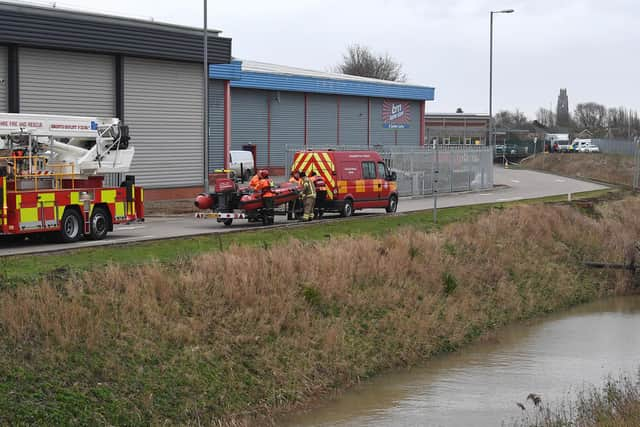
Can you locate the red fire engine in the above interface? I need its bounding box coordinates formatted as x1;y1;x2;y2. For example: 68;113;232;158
0;113;143;243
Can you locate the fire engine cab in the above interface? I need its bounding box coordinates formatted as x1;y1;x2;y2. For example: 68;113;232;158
0;113;143;243
291;150;399;217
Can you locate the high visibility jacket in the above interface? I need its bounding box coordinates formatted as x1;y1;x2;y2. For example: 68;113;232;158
256;178;275;197
301;176;316;198
249;174;260;189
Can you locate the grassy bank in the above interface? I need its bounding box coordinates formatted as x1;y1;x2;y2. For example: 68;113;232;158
0;194;638;425
522;153;634;187
516;371;640;427
0;189;614;287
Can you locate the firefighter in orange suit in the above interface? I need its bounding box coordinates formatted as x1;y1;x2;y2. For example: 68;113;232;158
256;169;276;225
300;171;316;222
249;170;262;190
309;170;327;219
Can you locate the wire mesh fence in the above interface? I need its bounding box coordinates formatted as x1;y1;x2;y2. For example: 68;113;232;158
591;139;638;157
285;144;494;197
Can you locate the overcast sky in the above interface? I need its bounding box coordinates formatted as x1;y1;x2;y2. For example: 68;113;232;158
25;0;640;118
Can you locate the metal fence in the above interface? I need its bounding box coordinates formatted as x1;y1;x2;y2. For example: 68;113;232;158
591;139;638;156
285;144;494;197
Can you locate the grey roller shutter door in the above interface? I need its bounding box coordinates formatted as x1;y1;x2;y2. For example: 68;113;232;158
0;46;6;112
339;96;368;146
307;94;337;146
231;88;268;167
19;48;114;116
124;57;203;188
396;101;420;146
370;97;394;146
270;91;304;168
208;80;225;172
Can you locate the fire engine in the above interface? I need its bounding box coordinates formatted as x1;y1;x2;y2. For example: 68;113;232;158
0;113;143;243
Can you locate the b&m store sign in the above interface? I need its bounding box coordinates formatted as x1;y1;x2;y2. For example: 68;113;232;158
382;100;411;129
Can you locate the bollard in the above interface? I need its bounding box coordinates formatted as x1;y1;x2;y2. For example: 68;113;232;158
568;192;572;202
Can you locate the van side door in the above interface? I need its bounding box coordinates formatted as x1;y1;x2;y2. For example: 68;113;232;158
358;161;378;208
376;161;390;204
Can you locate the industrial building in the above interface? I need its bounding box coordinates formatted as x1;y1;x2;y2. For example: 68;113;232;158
209;61;435;176
0;2;435;200
425;113;490;145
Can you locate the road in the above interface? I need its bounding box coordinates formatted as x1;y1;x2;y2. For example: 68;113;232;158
1;167;607;257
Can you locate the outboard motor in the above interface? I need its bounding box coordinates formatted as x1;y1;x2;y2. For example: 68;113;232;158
194;177;238;211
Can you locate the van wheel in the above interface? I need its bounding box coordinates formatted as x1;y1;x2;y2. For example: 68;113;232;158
59;209;83;243
340;199;353;218
223;218;233;226
88;206;110;240
386;195;398;213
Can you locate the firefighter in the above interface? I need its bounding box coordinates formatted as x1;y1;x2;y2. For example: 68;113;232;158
256;169;276;225
287;171;302;220
249;170;262;190
300;170;316;222
309;170;327;219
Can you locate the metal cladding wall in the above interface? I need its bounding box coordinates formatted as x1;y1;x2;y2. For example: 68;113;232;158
370;97;420;146
396;100;421;145
0;46;6;112
307;94;338;146
269;91;304;167
0;4;231;64
339;95;368;146
19;48;115;116
124;57;203;188
208;80;225;172
231;88;268;167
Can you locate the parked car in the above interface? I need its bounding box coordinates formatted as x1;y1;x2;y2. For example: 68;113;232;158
228;150;255;181
578;142;600;153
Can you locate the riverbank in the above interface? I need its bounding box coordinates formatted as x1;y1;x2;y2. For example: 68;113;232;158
522;153;634;187
1;195;639;425
516;371;640;427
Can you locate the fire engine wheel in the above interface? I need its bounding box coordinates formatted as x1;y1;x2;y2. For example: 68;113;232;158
340;199;354;218
223;218;233;226
88;207;110;240
386;195;398;213
59;209;83;243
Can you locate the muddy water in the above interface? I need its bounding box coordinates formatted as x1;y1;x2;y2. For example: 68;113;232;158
283;296;640;427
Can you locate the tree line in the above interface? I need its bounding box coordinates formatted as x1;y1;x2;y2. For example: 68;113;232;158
497;104;640;139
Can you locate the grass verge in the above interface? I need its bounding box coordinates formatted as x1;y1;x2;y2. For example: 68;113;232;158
0;190;637;425
0;188;617;287
522;153;635;187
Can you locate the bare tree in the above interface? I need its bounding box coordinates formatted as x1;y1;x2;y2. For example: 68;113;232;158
336;44;406;82
494;109;529;129
574;102;607;129
535;108;555;128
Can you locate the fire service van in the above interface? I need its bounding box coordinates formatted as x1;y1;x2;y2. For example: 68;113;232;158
291;150;398;217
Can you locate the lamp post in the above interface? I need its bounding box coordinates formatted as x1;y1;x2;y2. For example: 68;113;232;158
203;0;209;192
488;9;514;148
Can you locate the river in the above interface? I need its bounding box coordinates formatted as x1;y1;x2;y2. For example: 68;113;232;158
282;296;640;427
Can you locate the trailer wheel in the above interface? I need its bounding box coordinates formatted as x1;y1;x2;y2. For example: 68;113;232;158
340;199;353;218
59;209;83;243
386;195;398;213
223;218;233;226
88;206;110;240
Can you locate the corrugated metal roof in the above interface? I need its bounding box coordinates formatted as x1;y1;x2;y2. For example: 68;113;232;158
210;60;435;101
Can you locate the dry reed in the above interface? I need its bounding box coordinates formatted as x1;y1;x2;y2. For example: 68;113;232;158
1;197;639;425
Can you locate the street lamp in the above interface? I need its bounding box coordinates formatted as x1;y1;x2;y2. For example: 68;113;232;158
488;9;514;148
203;0;209;192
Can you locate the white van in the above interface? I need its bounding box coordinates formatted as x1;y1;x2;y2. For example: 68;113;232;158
229;150;255;181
